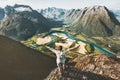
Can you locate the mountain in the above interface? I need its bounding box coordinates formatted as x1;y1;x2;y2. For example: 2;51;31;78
0;4;52;40
66;6;120;37
0;7;5;20
4;4;33;15
64;9;82;24
45;54;120;80
0;35;56;80
0;4;33;20
38;7;68;21
39;6;120;37
112;10;120;22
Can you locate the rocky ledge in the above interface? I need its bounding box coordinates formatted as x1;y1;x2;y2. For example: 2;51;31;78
45;54;120;80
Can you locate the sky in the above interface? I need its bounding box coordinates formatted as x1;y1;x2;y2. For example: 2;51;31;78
0;0;120;10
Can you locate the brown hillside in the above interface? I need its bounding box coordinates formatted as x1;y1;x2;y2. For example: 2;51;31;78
0;35;56;80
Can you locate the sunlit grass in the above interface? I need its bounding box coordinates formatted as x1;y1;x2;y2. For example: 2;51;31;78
75;35;86;41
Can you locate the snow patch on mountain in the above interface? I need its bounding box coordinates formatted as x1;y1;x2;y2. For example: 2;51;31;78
4;4;33;16
14;7;32;12
38;7;68;21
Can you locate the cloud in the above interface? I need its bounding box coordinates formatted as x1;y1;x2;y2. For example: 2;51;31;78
0;0;119;10
0;0;30;8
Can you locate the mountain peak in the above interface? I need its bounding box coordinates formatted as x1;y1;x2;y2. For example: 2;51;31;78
4;4;33;15
39;7;68;21
13;4;33;12
67;5;120;37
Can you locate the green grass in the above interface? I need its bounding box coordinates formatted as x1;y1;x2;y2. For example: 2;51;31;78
85;44;95;54
75;35;86;41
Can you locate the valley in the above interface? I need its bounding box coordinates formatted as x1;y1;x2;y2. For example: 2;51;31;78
0;3;120;80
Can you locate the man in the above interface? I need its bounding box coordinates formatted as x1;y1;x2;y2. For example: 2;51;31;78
45;43;80;73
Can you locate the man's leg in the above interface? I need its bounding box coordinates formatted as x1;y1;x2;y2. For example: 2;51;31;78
62;58;66;70
62;63;65;70
57;63;62;73
58;66;61;72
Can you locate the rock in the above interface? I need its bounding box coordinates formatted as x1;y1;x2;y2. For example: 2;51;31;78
74;54;120;80
45;54;119;80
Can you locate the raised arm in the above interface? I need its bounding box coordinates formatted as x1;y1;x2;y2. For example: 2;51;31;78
45;46;58;54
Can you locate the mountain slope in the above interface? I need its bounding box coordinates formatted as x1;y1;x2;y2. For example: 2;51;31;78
0;4;52;40
67;6;120;37
39;7;68;21
45;54;120;80
64;9;82;24
4;4;33;15
0;35;56;80
0;7;5;20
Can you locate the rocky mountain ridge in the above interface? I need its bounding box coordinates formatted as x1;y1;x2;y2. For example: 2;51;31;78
0;5;120;40
39;6;120;37
38;7;68;21
0;4;52;40
66;6;120;37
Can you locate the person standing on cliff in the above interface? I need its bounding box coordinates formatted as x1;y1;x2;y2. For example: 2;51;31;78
45;43;80;73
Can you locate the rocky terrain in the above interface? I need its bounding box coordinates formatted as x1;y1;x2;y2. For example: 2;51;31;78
64;9;82;24
45;54;120;80
38;7;68;21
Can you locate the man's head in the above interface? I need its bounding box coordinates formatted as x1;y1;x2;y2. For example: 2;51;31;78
59;46;63;51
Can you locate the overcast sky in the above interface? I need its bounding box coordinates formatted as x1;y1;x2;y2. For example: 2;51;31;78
0;0;120;10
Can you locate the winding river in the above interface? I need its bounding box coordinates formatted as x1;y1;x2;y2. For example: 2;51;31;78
45;30;118;56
